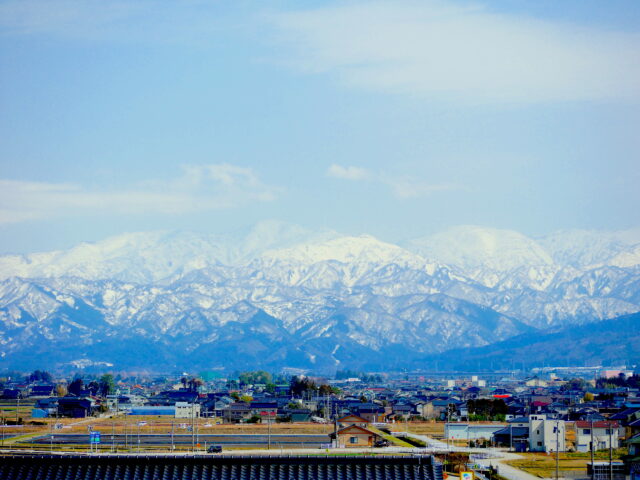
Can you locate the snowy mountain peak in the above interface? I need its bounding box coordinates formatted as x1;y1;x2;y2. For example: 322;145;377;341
259;234;424;266
0;222;639;370
1;222;639;289
538;228;640;268
403;225;553;272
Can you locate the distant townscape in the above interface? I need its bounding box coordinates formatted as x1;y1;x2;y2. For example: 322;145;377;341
1;366;640;478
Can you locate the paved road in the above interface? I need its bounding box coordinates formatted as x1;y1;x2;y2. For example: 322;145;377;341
399;432;547;480
29;433;332;448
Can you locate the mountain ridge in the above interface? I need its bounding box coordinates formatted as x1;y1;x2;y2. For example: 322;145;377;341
421;311;640;371
0;222;638;371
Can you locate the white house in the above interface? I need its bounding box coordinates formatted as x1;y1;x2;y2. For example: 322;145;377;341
575;421;619;452
445;423;505;441
175;402;200;419
529;415;566;453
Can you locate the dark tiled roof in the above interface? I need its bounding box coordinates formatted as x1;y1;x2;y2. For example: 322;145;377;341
610;408;640;420
0;454;444;480
627;418;640;427
493;426;529;437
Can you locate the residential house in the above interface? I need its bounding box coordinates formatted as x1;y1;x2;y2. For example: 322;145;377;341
283;408;312;422
444;423;505;442
525;377;548;388
2;388;23;399
425;399;461;420
492;424;530;452
392;404;413;420
628;418;640;439
29;385;55;397
623;434;640;480
129;406;176;416
175;402;200;419
332;425;380;448
529;415;565;453
31;398;58;418
575;421;619;452
610;407;640;439
223;402;252;423
147;390;198;406
58;397;97;418
354;403;386;423
249;401;278;421
338;414;369;428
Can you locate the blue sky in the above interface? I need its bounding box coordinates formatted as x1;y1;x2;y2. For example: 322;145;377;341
1;0;639;253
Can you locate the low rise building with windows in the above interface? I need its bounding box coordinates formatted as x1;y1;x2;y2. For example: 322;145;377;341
575;421;619;452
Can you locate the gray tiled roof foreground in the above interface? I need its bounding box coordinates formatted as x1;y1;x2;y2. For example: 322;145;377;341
0;454;444;480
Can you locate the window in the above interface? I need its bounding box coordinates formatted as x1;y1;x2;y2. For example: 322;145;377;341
350;437;358;444
537;442;542;446
583;429;590;435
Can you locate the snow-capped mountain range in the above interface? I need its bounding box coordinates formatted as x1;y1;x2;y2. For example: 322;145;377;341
1;221;639;371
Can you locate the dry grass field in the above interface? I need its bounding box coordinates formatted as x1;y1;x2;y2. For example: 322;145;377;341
1;415;335;441
4;416;451;438
505;450;628;478
388;421;446;437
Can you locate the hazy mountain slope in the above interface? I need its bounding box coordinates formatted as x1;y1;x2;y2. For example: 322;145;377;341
423;311;640;371
0;276;533;370
404;225;553;272
538;228;640;268
0;220;339;283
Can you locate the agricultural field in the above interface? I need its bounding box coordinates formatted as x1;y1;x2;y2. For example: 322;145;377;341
388;421;446;437
504;450;628;478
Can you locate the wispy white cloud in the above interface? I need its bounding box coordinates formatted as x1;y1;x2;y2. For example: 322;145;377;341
327;164;371;181
0;164;279;225
269;0;640;104
327;164;458;198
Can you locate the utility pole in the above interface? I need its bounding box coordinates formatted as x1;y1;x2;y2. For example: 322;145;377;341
591;420;595;480
609;423;613;480
446;406;451;451
191;403;195;453
555;420;559;480
509;423;513;452
171;421;174;452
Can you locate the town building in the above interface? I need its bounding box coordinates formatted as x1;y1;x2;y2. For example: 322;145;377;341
575;421;620;452
332;425;381;448
529;415;565;453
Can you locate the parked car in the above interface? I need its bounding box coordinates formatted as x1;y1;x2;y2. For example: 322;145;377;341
207;445;223;453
